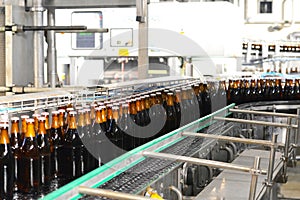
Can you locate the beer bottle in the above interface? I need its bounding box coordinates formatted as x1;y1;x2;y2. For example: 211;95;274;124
269;79;276;101
274;79;282;101
41;112;51;135
118;103;134;151
181;88;192;124
32;113;41;133
84;108;97;170
201;84;212;117
188;85;199;119
18;118;41;194
239;79;246;101
219;80;227;107
231;80;240;105
283;79;293;100
193;84;203;117
294;79;300;99
50;111;63;177
164;93;177;133
0;124;14;199
58;109;66;138
20;115;29;142
155;92;167;136
256;79;263;101
77;110;91;174
144;95;151;126
250;79;257;101
141;96;151;126
227;79;233;104
92;106;107;167
244;79;251;103
135;98;145;127
10;117;20;191
58;111;82;182
174;89;182;128
37;117;51;188
106;106;123;158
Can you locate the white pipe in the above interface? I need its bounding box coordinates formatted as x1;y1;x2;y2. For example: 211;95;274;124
32;0;45;87
169;186;183;200
47;8;57;88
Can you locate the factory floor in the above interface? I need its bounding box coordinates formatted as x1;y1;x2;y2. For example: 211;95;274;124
278;149;300;200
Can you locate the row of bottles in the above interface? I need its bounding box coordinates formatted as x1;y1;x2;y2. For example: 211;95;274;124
0;80;217;199
227;78;300;105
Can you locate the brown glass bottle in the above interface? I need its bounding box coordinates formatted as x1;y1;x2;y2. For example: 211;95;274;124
32;114;41;133
77;110;92;174
174;89;182;128
58;109;66;138
41;112;51;135
244;79;251;103
274;79;282;101
155;92;167;137
135;98;145;127
0;124;14;199
118;103;134;151
58;111;82;182
227;79;233;104
180;88;191;125
250;79;257;100
193;84;203;117
164;93;177;134
37;117;51;188
17;118;41;194
200;84;212;117
219;80;227;107
20;115;29;142
294;79;300;99
230;80;240;105
49;111;63;178
10;117;20;191
92;106;107;167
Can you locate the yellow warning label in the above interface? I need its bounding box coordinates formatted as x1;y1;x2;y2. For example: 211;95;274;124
118;49;129;56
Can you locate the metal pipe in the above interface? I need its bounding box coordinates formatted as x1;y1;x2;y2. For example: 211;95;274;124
23;25;86;31
78;186;158;200
213;116;297;129
169;186;183;200
137;0;149;79
142;151;267;175
182;132;284;147
32;0;45;88
55;28;109;33
282;117;292;179
266;134;278;200
229;108;299;119
47;9;57;88
248;156;261;200
297;108;300;146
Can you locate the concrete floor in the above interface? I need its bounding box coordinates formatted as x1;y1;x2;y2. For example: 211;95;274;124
279;160;300;199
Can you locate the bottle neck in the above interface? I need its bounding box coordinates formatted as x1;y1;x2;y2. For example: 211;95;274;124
95;110;102;124
167;95;174;106
38;121;47;135
21;119;27;134
78;113;86;127
11;121;20;134
69;116;77;129
85;112;92;126
45;117;51;130
26;123;36;137
0;127;10;144
59;113;65;127
52;115;60;129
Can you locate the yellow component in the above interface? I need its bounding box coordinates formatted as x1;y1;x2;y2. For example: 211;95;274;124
145;187;163;199
148;70;168;75
118;48;129;56
150;193;164;199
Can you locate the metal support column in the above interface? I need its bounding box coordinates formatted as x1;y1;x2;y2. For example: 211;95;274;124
248;156;261;200
136;0;148;79
281;117;292;183
265;133;278;199
32;0;45;87
47;8;57;88
297;108;300;146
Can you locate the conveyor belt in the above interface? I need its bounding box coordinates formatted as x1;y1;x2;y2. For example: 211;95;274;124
79;122;229;199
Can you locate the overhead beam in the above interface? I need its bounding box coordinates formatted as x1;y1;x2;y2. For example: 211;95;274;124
43;0;149;9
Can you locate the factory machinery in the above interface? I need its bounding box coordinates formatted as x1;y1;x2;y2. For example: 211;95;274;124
0;76;299;200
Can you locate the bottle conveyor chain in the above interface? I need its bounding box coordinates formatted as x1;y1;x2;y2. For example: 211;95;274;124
42;101;300;200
